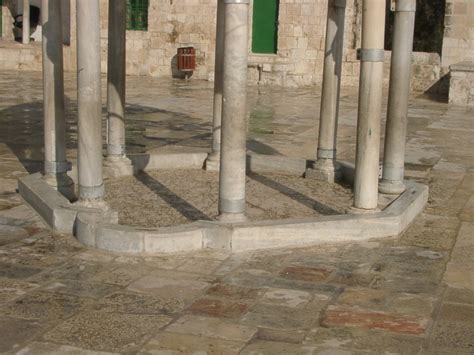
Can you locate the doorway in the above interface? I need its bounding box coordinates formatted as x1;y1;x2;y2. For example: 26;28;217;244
252;0;279;54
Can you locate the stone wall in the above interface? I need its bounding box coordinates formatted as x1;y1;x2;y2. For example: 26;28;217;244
441;0;474;68
0;0;443;91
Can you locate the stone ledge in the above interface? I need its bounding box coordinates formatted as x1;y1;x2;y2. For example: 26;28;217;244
450;61;474;73
19;153;428;254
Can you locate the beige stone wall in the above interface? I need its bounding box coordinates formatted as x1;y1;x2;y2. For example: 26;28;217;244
0;0;444;91
442;0;474;68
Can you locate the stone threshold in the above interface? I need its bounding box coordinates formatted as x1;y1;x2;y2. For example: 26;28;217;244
18;152;428;254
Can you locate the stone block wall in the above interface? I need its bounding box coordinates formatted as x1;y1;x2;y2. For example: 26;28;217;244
449;62;474;106
441;0;474;68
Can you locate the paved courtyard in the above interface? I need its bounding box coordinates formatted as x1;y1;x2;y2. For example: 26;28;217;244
0;70;473;354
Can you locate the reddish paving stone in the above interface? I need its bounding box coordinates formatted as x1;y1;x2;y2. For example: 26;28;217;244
206;283;262;301
189;298;249;318
321;306;429;336
279;266;332;282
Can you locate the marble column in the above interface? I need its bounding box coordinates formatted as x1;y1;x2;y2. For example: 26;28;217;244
76;0;105;206
22;0;30;44
352;0;386;211
205;0;226;171
217;0;249;222
105;0;133;177
379;0;416;194
41;0;74;200
306;0;346;183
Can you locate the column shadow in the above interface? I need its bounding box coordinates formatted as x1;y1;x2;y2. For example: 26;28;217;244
134;171;211;222
246;171;339;215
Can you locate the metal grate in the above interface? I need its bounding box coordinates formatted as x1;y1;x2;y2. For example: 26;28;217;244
127;0;149;31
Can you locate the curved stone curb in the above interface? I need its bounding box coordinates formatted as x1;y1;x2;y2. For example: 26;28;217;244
18;154;429;254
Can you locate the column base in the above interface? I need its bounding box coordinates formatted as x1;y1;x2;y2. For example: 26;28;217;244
74;197;110;211
216;212;247;223
43;173;75;202
378;180;406;195
104;155;134;178
305;159;342;183
347;206;381;214
205;152;220;172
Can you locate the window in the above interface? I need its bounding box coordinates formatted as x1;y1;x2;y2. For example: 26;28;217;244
127;0;149;31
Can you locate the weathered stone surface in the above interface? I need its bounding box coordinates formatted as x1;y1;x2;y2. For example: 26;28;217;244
261;288;312;308
165;315;257;343
43;311;172;352
0;318;45;353
189;297;249;318
17;342;119;354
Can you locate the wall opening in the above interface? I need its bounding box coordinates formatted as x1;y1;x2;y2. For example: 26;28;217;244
384;0;446;55
252;0;279;54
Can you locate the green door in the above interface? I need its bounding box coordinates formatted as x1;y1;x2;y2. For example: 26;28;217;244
252;0;279;54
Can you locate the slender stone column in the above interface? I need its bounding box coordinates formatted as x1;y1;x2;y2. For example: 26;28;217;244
379;0;416;194
205;0;226;171
306;0;346;183
76;0;105;205
352;0;386;211
41;0;74;200
217;0;249;222
105;0;133;178
22;0;30;44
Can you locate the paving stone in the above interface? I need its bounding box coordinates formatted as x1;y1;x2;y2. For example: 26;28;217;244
256;328;306;344
321;305;429;336
261;288;312;308
438;303;474;323
0;277;39;305
444;287;474;306
0;224;29;245
43;279;121;299
95;291;186;314
139;332;244;354
239;340;319;354
2;291;89;321
92;265;151;286
16;342;119;354
165;315;257;342
177;257;224;275
127;273;211;304
43;311;172;352
0;317;45;353
0;262;43;279
430;320;474;352
280;265;333;282
206;283;263;301
189;297;249;318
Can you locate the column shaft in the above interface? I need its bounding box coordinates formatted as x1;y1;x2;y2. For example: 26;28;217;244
379;0;416;194
42;0;74;200
107;0;127;157
77;0;104;201
353;0;386;210
307;0;346;182
22;0;30;44
206;0;226;170
218;0;249;221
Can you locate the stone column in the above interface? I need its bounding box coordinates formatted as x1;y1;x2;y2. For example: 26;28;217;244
205;0;226;171
105;0;133;177
41;0;74;200
217;0;249;222
379;0;416;194
352;0;386;211
76;0;105;206
306;0;346;183
22;0;30;44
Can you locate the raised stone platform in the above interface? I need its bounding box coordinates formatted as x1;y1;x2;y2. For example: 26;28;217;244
449;61;474;106
18;152;428;254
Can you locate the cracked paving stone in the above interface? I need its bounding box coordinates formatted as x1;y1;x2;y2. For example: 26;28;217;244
43;311;172;353
139;332;245;354
2;291;90;321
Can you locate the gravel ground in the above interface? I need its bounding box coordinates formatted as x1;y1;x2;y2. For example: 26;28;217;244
104;169;353;228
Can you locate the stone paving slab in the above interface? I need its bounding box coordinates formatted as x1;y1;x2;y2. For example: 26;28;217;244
0;71;472;353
